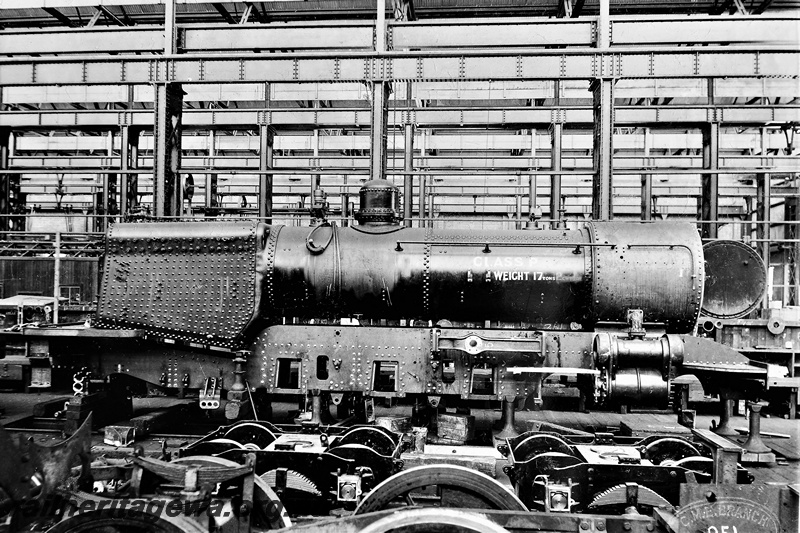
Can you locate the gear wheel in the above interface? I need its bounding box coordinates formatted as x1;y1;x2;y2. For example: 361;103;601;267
588;483;671;510
261;469;322;497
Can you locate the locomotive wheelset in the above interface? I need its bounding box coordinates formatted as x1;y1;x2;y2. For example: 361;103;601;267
92;179;763;416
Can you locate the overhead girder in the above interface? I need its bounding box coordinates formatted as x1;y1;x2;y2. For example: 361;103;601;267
0;17;797;55
12;130;796;153
0;0;794;24
0;48;796;86
9;156;799;176
5;78;797;103
2;105;798;129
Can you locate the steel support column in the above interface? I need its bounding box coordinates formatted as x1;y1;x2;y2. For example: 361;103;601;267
119;126;139;219
153;0;182;218
528;128;537;228
550;122;563;228
97;131;116;232
419;174;426;224
701;121;720;239
641;174;653;221
153;82;184;218
787;195;799;307
591;78;614;220
370;0;390;183
165;0;177;56
259;124;275;222
641;127;652;220
0;127;9;232
403;83;414;227
205;174;217;215
757;174;772;255
205;129;217;216
370;82;391;183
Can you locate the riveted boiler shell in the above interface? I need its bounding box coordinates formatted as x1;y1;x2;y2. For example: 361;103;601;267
587;222;704;332
261;225;591;326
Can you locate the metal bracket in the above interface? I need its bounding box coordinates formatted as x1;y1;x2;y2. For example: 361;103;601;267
200;377;222;409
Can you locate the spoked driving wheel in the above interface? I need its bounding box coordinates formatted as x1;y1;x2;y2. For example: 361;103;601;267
170;456;291;530
358;508;511;533
354;465;527;514
45;504;207;533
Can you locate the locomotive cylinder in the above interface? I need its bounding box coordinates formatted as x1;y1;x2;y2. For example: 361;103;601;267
608;368;670;407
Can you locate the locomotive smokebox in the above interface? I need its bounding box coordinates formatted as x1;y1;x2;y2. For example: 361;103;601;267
355;179;401;226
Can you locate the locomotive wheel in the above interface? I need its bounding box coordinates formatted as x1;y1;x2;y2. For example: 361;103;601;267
171;456;291;530
641;438;701;465
188;438;246;456
353;465;527;514
662;456;714;478
528;451;585;472
45;507;208;533
223;422;278;450
511;434;573;463
358;508;511;533
336;426;397;456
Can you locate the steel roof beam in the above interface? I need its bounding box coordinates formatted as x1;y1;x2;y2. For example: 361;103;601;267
212;3;237;24
86;9;102;28
97;6;127;27
2;17;797;55
1;49;795;85
42;7;79;28
752;0;774;14
2;105;798;129
9;155;799;171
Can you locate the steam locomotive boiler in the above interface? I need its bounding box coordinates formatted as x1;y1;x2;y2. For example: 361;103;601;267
86;179;757;425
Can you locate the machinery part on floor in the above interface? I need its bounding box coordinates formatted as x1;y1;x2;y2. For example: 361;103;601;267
353;465;527;515
358;508;512;533
641;437;703;465
588;483;672;511
0;414;92;509
701;240;767;319
741;402;777;464
261;469;322;497
224;421;278;450
711;398;738;436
